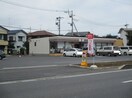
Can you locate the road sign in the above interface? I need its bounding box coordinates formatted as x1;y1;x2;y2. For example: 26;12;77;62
87;33;94;55
87;33;94;39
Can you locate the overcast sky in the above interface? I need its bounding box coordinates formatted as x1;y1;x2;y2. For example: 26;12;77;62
0;0;132;36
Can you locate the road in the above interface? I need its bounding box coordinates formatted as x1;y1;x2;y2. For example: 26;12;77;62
0;55;132;98
0;55;132;67
0;68;132;98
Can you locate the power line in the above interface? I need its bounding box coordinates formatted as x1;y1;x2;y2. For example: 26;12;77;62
0;0;66;12
77;15;124;27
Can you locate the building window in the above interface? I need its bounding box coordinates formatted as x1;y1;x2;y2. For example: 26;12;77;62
18;36;23;41
0;34;3;40
34;42;37;46
17;46;21;48
4;34;7;41
9;36;13;41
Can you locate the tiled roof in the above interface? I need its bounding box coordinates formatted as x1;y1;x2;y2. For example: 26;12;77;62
28;30;56;36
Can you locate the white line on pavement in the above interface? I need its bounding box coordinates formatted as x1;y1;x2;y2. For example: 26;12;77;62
0;69;132;85
1;65;64;70
122;80;132;84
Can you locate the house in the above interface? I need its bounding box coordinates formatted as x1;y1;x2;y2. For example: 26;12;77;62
29;36;118;55
0;26;9;54
28;30;56;39
118;28;132;46
8;30;27;53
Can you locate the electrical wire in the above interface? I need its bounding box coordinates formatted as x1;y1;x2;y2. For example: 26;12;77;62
77;15;124;27
0;0;66;12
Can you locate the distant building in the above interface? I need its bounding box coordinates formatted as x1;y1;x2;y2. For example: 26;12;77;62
29;36;117;55
8;30;27;52
65;31;90;37
28;30;56;39
118;28;132;46
0;26;9;54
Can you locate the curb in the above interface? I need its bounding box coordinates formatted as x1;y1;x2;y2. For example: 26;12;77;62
49;54;63;56
119;64;132;70
69;64;99;69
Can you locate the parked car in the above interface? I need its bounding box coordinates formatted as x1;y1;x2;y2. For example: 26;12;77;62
119;46;129;55
119;46;132;55
0;50;6;60
96;46;121;56
63;48;83;57
128;46;132;55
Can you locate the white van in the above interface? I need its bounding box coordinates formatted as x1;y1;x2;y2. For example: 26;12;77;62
119;46;132;55
96;46;121;56
128;46;132;55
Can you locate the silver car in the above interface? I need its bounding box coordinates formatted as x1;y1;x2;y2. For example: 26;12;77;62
63;48;82;57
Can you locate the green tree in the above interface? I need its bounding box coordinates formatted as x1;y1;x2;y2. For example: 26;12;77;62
103;34;117;38
23;41;29;54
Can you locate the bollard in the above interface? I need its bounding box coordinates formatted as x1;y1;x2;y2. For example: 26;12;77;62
80;51;88;67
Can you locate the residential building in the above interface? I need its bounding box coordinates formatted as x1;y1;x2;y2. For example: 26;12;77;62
118;28;132;46
0;26;9;54
8;30;27;53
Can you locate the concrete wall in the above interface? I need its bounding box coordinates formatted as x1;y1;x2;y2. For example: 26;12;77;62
30;37;49;54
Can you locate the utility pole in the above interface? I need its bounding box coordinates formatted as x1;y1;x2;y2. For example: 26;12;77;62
56;17;63;35
68;10;74;36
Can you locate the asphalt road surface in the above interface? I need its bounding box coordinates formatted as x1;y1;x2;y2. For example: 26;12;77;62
0;55;132;68
0;55;132;98
0;68;132;98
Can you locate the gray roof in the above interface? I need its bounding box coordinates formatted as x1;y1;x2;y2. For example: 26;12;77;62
118;28;132;33
65;31;90;37
8;30;27;35
49;36;116;43
0;25;9;31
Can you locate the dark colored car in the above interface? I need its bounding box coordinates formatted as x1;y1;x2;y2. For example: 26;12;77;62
0;50;6;60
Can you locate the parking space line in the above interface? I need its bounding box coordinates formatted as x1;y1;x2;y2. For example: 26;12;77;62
122;80;132;84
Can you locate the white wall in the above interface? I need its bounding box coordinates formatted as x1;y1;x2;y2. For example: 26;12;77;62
30;37;49;54
57;42;72;49
120;31;127;46
15;32;27;50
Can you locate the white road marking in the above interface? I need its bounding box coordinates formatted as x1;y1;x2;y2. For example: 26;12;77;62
1;65;64;70
122;80;132;84
0;69;132;85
